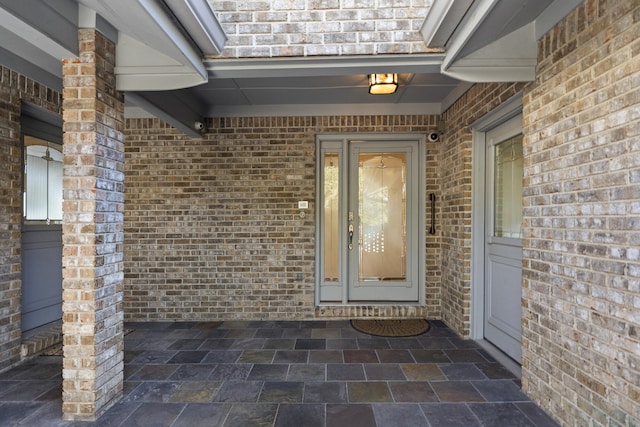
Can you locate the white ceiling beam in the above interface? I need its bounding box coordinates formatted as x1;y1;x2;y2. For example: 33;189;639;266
204;54;446;79
0;6;77;61
206;103;443;118
126;91;205;138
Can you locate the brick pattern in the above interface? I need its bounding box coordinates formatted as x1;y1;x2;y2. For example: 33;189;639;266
209;0;438;57
20;324;62;358
440;82;525;337
61;29;125;421
521;1;640;425
0;66;62;372
124;115;441;321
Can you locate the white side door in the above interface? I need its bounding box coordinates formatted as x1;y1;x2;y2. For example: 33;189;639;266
484;115;523;362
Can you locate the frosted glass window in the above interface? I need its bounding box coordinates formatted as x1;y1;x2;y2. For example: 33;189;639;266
24;139;63;221
494;135;523;238
323;153;340;282
358;153;407;281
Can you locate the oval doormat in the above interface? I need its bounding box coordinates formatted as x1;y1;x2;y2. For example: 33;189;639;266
351;319;430;337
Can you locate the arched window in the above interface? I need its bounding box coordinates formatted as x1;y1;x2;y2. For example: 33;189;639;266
21;104;63;223
23;137;63;222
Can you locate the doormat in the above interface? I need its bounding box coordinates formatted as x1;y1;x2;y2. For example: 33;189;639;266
351;319;429;337
41;328;135;356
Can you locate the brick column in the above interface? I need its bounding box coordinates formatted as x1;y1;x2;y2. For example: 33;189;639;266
61;29;125;421
0;68;23;372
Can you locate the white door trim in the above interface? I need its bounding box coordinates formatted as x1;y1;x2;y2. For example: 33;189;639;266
470;93;523;340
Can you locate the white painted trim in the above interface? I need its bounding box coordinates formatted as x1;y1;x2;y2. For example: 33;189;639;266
442;65;535;83
441;0;498;71
208;103;443;118
0;7;76;61
165;0;227;55
126;92;204;138
471;128;487;340
535;0;583;39
420;0;456;46
0;37;62;89
124;106;155;119
421;0;474;48
78;5;118;43
470;93;522;340
204;54;445;79
138;0;205;79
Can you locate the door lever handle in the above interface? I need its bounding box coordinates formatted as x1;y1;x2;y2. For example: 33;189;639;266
348;224;354;250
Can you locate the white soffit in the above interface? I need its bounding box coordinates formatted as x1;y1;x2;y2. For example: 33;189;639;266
426;0;585;83
79;0;210;91
115;33;207;91
442;22;537;82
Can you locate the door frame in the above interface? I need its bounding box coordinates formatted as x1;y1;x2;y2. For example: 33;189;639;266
21;103;64;332
470;93;523;341
315;133;426;306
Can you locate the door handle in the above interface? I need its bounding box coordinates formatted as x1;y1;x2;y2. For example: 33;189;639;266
429;193;436;235
348;224;354;250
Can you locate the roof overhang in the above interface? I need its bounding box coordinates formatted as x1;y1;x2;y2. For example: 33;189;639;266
423;0;584;83
1;0;586;129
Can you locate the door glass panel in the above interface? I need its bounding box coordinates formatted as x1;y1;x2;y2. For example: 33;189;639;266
24;137;63;222
494;135;523;238
323;153;340;281
358;153;406;281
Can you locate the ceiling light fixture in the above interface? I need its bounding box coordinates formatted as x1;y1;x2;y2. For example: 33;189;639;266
368;73;398;95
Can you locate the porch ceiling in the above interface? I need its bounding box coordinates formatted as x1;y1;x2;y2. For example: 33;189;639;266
0;0;581;137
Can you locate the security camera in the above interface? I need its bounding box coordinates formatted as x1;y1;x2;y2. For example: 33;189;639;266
428;132;439;142
194;121;205;132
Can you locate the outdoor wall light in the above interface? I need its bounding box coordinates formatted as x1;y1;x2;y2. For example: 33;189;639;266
368;73;398;95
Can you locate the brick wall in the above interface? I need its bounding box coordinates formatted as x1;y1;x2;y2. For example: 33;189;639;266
61;29;125;420
440;82;525;337
0;66;61;372
210;0;437;57
521;1;640;425
124;115;441;321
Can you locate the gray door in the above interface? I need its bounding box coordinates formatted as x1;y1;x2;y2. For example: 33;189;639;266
22;225;63;331
347;142;420;301
317;136;423;303
484;115;523;362
21;115;64;332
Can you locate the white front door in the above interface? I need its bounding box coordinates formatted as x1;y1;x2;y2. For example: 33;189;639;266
317;135;424;303
484;115;523;362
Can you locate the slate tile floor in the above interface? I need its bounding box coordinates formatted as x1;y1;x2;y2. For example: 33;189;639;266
0;320;559;426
